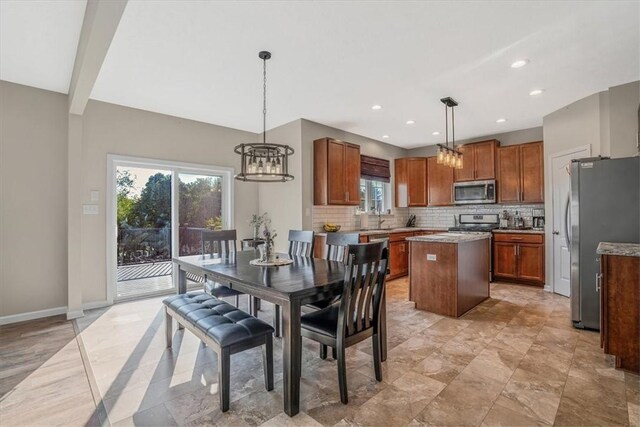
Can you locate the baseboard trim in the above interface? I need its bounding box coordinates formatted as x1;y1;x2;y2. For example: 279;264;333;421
66;309;85;320
0;306;68;326
83;300;110;310
0;300;113;325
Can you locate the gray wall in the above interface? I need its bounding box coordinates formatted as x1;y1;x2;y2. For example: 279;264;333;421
609;81;640;158
301;119;409;229
1;82;69;318
406;126;544;157
259;119;303;252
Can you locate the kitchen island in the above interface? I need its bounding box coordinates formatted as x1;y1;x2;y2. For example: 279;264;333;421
408;233;490;317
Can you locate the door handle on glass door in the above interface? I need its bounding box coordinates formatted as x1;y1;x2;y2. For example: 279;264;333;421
595;273;602;292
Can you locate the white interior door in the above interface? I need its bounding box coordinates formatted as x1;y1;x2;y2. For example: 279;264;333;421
550;146;590;297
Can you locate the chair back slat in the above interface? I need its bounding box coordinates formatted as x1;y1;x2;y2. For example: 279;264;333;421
288;230;315;257
202;230;237;257
325;233;359;263
337;242;388;337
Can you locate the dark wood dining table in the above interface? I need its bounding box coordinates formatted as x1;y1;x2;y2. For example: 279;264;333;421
172;250;387;416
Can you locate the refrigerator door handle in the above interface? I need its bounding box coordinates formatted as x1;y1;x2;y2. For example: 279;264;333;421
564;194;571;247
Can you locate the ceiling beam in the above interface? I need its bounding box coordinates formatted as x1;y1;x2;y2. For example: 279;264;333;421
68;0;127;115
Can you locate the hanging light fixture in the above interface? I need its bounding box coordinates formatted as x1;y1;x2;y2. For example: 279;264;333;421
436;97;463;170
235;51;294;182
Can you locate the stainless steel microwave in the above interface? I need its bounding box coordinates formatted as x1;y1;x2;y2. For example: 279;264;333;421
453;180;496;205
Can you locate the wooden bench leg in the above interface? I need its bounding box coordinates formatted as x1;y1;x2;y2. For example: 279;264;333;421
165;309;172;348
263;334;274;391
218;347;231;412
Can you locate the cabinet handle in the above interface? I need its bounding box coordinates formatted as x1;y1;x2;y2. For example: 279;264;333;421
346;191;349;201
596;273;602;292
512;237;523;240
514;246;517;257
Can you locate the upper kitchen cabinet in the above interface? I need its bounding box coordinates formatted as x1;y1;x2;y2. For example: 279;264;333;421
497;141;544;204
395;158;427;207
314;138;361;205
427;156;454;206
454;139;499;182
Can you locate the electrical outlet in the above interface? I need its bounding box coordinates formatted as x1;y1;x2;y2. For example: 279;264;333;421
427;254;437;261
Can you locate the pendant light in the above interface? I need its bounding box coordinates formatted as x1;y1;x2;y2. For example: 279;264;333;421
436;97;463;169
235;51;294;182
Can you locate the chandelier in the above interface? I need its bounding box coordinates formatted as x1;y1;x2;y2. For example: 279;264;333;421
436;97;463;169
235;51;294;182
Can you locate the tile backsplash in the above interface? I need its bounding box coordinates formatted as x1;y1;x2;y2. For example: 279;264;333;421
312;204;544;232
312;206;410;232
410;204;544;229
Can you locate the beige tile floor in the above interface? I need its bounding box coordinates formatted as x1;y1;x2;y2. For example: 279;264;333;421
1;279;638;426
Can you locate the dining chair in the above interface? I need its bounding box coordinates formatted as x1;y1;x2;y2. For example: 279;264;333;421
309;232;361;359
288;230;315;257
271;230;316;337
300;241;388;404
202;230;247;308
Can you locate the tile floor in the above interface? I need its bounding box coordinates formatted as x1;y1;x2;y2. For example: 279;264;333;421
1;279;638;426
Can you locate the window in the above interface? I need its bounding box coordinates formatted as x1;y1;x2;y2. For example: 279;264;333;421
359;179;390;213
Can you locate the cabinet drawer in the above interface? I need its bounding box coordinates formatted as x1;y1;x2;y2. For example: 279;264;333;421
390;232;414;242
493;233;543;244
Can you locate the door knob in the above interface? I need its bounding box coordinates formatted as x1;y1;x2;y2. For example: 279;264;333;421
552;230;560;235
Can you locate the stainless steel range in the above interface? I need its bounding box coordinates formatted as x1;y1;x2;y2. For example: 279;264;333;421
448;214;499;280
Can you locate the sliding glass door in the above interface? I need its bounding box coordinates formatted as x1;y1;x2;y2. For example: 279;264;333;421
108;156;233;302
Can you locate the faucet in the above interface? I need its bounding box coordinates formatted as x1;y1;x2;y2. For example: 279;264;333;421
377;211;386;230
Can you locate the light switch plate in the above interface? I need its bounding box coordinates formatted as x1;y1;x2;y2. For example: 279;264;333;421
427;254;437;261
83;204;99;215
90;190;99;202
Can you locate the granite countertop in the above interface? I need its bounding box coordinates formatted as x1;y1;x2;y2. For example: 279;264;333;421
407;232;490;244
316;227;449;237
493;229;545;235
596;242;640;257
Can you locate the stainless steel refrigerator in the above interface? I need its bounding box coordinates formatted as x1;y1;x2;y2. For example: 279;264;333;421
570;156;640;330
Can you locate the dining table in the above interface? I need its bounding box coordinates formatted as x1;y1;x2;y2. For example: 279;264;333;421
172;250;387;416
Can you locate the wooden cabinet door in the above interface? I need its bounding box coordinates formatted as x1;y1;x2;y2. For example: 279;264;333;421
394;158;408;207
407;158;427;206
389;242;403;277
520;142;544;203
474;141;497;180
454;144;475;182
427;157;453;206
498;146;521;203
344;143;361;205
517;243;544;283
327;139;346;204
493;242;518;279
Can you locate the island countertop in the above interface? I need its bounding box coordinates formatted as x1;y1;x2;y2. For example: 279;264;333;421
407;233;490;243
597;242;640;257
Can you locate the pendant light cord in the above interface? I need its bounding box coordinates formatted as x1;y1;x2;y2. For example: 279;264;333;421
444;104;449;148
452;105;455;147
263;57;267;144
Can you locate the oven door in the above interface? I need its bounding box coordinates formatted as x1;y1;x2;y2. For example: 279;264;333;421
453;180;496;205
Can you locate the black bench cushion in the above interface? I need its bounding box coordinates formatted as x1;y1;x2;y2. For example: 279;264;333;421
163;292;273;347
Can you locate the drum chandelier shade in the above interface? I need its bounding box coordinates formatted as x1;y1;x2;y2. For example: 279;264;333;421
235;51;295;182
436;97;463;169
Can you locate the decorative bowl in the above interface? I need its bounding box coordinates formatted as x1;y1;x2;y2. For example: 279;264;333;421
323;224;341;232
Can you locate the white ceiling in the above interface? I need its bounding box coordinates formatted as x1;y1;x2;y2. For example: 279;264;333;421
0;0;86;94
1;2;638;148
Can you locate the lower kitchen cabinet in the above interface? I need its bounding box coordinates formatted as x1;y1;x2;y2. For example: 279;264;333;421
599;253;639;373
493;232;545;285
389;240;409;279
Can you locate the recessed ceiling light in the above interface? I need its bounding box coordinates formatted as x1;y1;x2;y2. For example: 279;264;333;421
510;59;529;69
382;135;389;139
529;89;544;96
432;131;440;136
371;105;383;110
406;120;415;125
496;118;507;123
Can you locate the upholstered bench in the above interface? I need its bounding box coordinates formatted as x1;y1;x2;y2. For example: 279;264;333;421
163;292;274;412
